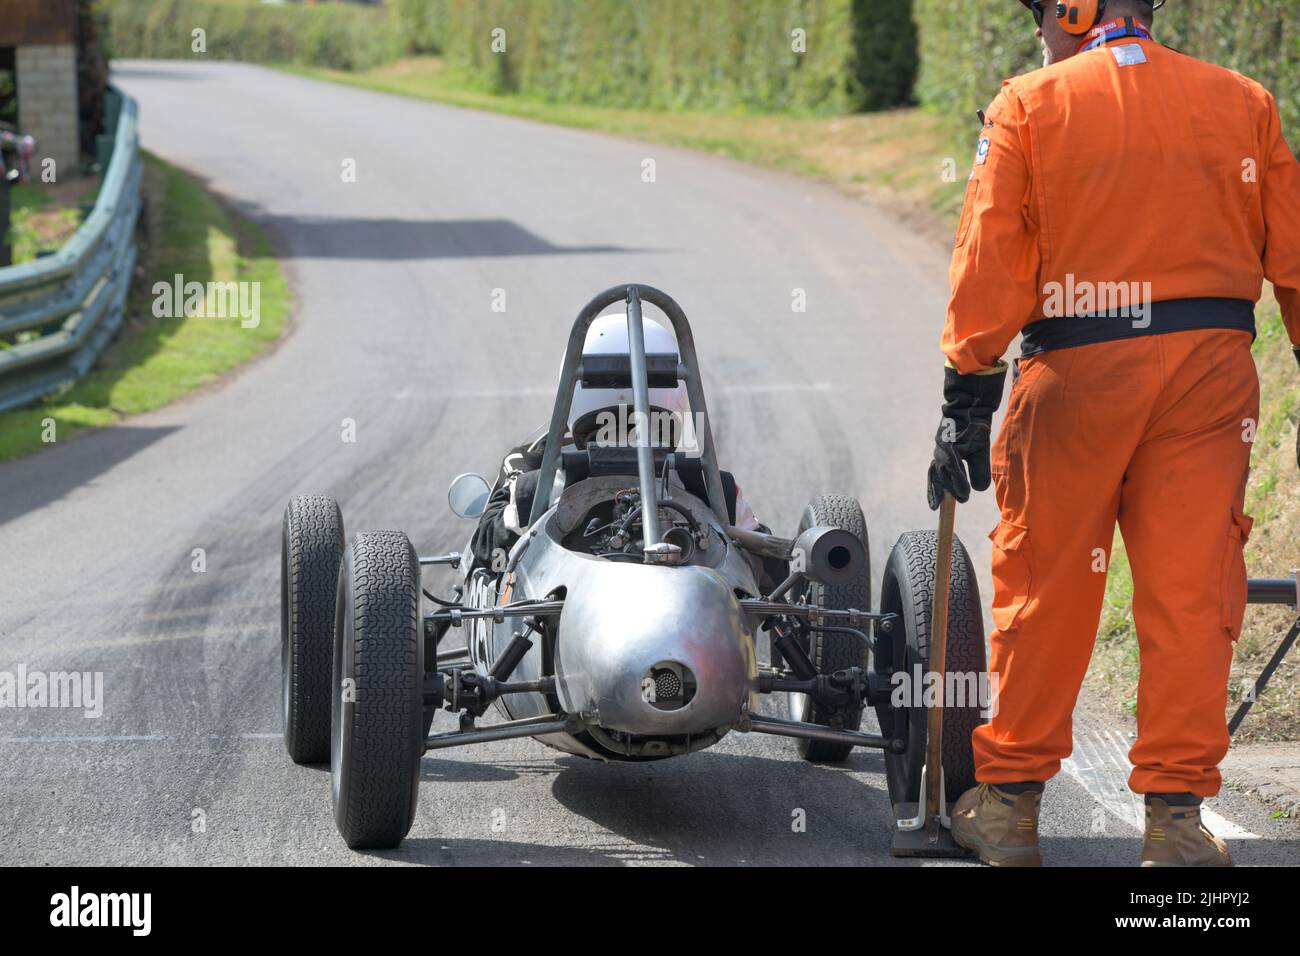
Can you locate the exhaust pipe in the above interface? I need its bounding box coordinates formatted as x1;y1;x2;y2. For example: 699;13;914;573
791;526;866;588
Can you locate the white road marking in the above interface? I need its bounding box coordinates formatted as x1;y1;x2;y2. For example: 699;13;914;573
716;382;834;394
402;386;552;399
1200;807;1259;840
0;735;168;743
1063;725;1143;828
393;383;835;400
0;733;281;743
1064;724;1259;839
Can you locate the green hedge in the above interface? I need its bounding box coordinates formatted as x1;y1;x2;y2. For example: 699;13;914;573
102;0;921;114
438;0;916;114
915;0;1298;150
103;0;403;71
395;0;448;56
851;0;919;111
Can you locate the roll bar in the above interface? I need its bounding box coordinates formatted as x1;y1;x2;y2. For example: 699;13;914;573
527;284;730;553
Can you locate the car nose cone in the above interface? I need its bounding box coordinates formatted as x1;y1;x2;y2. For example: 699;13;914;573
553;563;757;736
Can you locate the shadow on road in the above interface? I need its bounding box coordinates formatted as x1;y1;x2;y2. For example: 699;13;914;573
348;747;905;866
374;836;674;866
111;64;211;82
547;750;899;866
420;758;529;784
0;424;178;527
242;214;645;261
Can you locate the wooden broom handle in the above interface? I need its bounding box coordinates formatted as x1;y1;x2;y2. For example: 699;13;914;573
924;492;957;828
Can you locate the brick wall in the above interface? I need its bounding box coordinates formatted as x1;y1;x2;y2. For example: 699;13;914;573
16;43;79;176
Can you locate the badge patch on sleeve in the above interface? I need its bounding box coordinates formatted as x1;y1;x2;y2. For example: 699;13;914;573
1111;44;1147;67
975;137;991;166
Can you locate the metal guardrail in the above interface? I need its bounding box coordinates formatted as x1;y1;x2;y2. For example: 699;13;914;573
0;87;142;412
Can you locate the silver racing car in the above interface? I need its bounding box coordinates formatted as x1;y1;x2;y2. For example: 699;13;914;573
280;284;989;850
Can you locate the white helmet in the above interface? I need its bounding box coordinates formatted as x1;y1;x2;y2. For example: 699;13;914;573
567;312;688;447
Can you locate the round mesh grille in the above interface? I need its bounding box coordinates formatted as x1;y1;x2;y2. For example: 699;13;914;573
653;668;682;700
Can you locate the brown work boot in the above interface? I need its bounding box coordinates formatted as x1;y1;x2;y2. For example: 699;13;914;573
951;783;1043;867
1141;798;1232;867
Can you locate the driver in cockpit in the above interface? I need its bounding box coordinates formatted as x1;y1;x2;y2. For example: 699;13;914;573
470;313;765;573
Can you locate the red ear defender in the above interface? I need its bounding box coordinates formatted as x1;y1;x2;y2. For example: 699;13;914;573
1054;0;1103;34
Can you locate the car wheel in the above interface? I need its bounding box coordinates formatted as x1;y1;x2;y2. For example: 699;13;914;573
331;530;424;850
877;529;986;808
788;494;871;763
281;495;345;765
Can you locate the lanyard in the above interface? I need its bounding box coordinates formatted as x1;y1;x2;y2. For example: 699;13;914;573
1076;17;1154;52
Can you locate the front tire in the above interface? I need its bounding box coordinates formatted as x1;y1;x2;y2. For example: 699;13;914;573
789;494;871;763
331;531;425;850
282;495;345;765
877;529;986;807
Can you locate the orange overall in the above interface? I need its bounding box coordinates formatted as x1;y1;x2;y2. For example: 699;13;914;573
943;35;1300;795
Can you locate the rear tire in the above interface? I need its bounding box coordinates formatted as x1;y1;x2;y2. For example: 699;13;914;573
331;531;425;850
877;530;986;807
281;495;345;765
789;495;871;763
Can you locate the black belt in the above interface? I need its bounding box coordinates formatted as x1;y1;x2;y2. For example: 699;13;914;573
1019;298;1256;357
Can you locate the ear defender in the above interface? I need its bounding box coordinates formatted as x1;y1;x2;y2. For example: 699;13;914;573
1054;0;1104;34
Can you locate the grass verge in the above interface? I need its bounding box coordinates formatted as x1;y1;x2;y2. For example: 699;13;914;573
5;177;99;265
286;56;971;240
0;151;288;461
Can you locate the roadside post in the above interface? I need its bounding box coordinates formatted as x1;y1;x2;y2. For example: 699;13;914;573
1;153;9;267
0;128;33;267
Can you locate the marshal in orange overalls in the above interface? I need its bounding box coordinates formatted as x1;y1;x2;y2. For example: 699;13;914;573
943;33;1300;796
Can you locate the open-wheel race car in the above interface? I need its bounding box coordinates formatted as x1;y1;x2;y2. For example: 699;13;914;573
280;284;989;850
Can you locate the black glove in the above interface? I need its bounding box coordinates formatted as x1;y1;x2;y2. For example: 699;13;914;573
1294;348;1300;470
927;362;1008;510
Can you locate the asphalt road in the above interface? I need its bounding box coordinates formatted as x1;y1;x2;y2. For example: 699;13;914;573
0;61;1294;866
